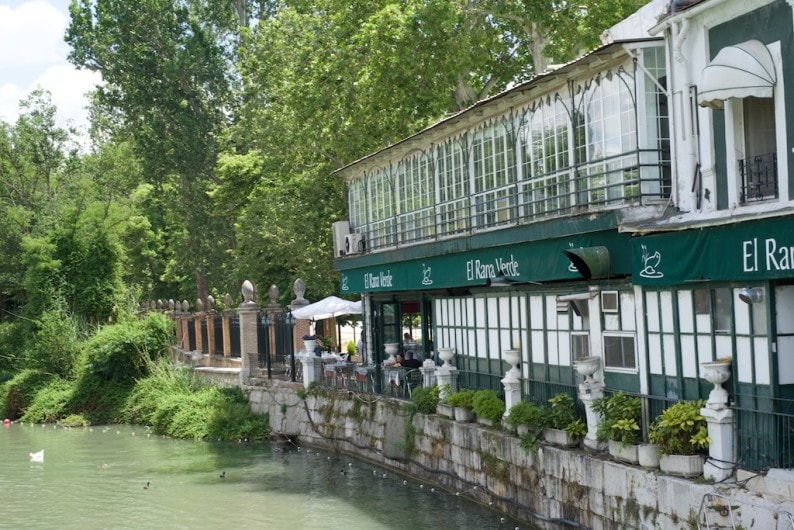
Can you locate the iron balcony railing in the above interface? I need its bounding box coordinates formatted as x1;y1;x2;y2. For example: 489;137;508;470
739;152;778;204
356;149;671;253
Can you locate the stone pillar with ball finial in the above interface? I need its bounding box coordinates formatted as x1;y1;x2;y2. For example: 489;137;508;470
193;298;205;357
221;293;234;357
237;280;260;384
204;295;217;356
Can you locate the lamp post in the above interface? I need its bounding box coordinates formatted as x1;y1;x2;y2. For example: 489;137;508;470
262;314;272;380
285;312;296;382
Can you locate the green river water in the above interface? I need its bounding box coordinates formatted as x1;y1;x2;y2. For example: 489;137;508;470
0;422;531;529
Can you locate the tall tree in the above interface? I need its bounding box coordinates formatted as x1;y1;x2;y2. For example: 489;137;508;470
0;90;73;317
66;0;240;302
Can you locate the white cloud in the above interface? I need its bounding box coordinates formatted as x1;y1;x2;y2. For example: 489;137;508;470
0;1;100;143
0;1;68;66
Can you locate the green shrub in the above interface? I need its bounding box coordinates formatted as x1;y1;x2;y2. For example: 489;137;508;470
0;321;25;379
123;360;270;441
472;389;505;424
547;393;587;437
649;400;710;455
68;371;133;424
60;414;90;427
506;400;548;429
23;307;84;378
446;388;475;409
347;341;356;356
81;313;173;383
0;369;55;419
410;385;440;415
592;391;642;445
20;377;72;423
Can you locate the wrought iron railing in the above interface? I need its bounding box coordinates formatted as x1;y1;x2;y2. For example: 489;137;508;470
733;392;794;471
739;152;778;204
355;149;671;253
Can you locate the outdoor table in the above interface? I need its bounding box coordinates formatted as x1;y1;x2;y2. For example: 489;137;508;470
383;366;406;396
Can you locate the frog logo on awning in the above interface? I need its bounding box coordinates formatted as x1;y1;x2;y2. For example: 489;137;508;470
639;244;664;279
422;264;433;285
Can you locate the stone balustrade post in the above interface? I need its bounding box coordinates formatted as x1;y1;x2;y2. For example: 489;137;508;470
173;301;184;350
237;280;260;384
193;298;205;355
180;300;191;350
222;293;233;357
420;359;436;388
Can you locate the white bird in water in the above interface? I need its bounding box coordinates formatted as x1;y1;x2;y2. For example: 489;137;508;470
29;450;44;463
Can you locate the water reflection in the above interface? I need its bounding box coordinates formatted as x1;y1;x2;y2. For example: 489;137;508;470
1;423;529;529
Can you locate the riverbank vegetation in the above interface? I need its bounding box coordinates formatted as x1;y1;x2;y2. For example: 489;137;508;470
0;312;269;442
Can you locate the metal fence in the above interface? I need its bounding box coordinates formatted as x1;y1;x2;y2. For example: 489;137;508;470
228;316;240;357
734;393;794;471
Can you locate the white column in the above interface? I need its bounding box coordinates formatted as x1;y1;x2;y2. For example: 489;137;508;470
502;348;522;421
579;380;606;451
297;353;323;389
420;359;436;388
701;360;735;481
435;347;458;401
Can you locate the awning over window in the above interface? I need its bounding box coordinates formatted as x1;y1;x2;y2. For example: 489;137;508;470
698;40;776;109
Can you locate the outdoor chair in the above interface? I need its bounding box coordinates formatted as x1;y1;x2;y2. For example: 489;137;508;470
403;369;423;398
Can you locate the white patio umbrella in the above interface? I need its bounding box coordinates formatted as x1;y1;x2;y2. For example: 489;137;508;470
291;296;362;320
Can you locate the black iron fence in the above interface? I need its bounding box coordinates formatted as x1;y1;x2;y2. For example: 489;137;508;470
228;316;240;357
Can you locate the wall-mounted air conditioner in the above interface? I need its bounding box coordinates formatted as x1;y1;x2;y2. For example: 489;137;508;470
344;233;365;255
332;220;350;257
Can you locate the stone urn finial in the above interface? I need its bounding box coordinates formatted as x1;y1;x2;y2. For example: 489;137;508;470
223;293;233;308
182;300;190;312
206;295;214;311
268;284;279;305
242;280;255;304
293;278;306;302
196;298;204;312
168;299;175;311
156;299;163;310
149;300;156;310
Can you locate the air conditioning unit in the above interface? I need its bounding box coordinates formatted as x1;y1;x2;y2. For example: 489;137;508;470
331;220;350;257
344;233;365;255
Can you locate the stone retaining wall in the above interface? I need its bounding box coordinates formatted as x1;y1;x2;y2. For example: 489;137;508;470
247;380;794;529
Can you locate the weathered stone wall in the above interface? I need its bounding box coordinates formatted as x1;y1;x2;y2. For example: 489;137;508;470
247;381;794;529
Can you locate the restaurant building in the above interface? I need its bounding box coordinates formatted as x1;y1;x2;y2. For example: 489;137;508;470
333;0;794;472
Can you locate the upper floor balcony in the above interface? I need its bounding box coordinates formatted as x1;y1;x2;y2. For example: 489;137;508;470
337;42;671;256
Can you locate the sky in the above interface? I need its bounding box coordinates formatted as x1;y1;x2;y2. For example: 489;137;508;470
0;0;100;136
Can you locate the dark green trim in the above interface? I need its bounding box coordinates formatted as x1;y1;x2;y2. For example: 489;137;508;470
340;227;631;293
336;211;621;271
633;216;794;285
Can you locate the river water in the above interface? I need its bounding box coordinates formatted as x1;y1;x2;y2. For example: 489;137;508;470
1;422;530;529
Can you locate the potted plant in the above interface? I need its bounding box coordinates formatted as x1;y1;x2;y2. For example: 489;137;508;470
592;391;642;464
446;389;476;422
436;384;454;418
302;334;318;353
649;400;710;477
472;389;505;427
317;335;334;352
506;400;548;437
410;385;440;415
542;393;586;447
